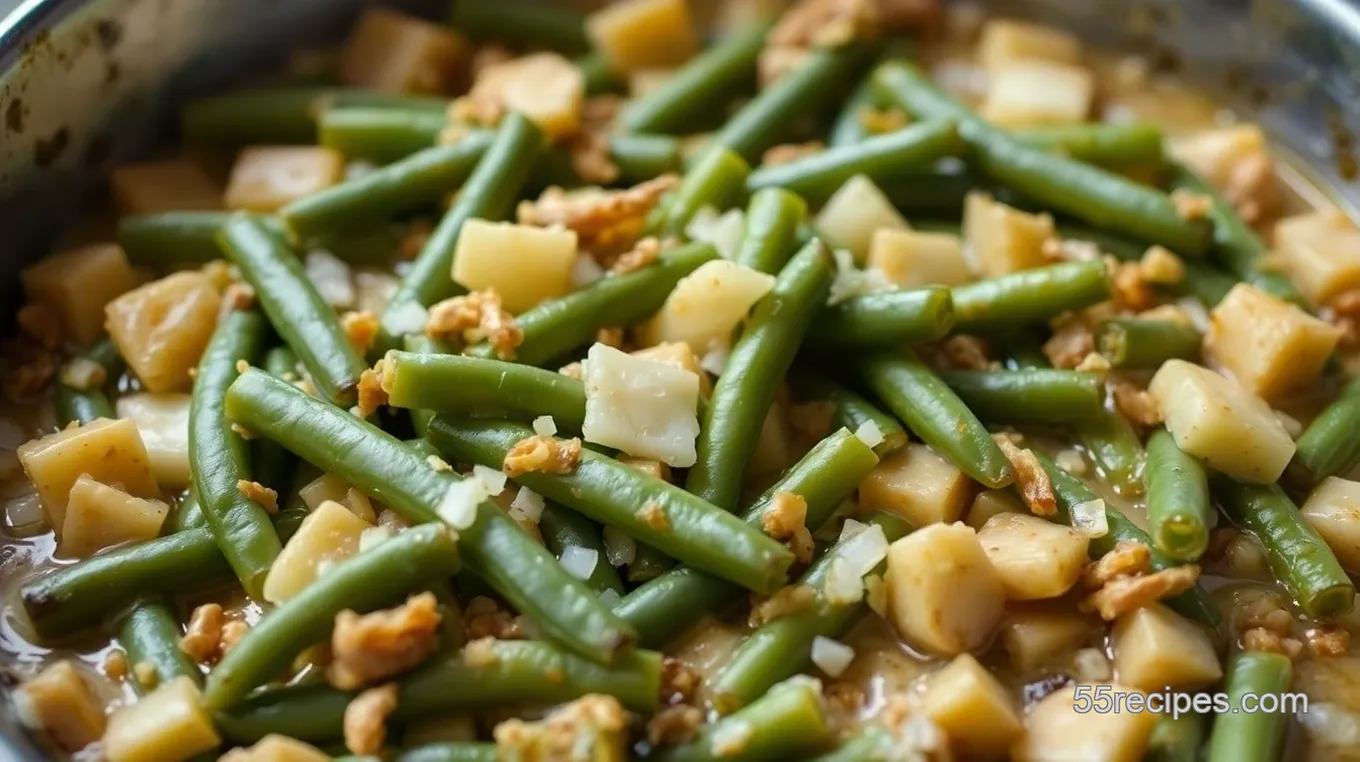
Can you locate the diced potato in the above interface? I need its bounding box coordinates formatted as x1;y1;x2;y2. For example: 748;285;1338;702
1012;683;1159;762
618;456;672;482
224;147;344;212
629;67;676;98
468;53;586;141
219;734;330;762
1111;603;1221;691
1148;359;1295;483
1274;210;1360;305
632;342;712;396
1171;125;1273;199
982;60;1094;127
886;522;1005;656
103;676;220;762
746;403;795;478
452;219;578;314
582;343;701;467
262;501;370;603
340;7;470;94
17;417;159;533
859;444;975;528
976;19;1081;70
1001;609;1096;672
14;661;106;752
21;244;139;345
298;473;377;523
109;159;222;215
105;272;221;393
964;192;1055;277
62;476;168;558
587;0;699;72
867;228;972;288
966;489;1024;531
978;513;1090;600
1205;283;1340;400
814;175;909;262
639;260;776;353
921;653;1023;759
1301;477;1360;572
115;394;191;489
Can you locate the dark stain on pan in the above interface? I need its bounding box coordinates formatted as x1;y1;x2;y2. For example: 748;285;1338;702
33;126;68;167
82;132;111;168
5;99;25;134
94;18;123;52
105;60;120;85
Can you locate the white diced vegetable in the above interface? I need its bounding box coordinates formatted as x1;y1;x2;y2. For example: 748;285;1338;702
581;343;701;467
920;653;1023;759
963;192;1055;277
304;251;355;309
532;416;559;437
639;260;775;353
340;7;469;94
571;254;606;288
61;476;168;558
21;244;139;344
1149;359;1295;483
976;19;1081;70
1112;603;1222;691
115;393;192;489
832;520;889;578
978;512;1090;600
603;526;637;566
814;175;909;262
885;522;1005;656
1301;477;1360;572
452;219;578;314
586;0;699;72
1014;683;1158;762
859;444;976;528
298;473;376;523
14;661;106;753
109;159;223;215
18;418;159;534
103;676;220;762
1205;283;1341;400
215;734;330;762
684;206;746;260
1275;210;1360;305
1070;498;1109;538
473;464;508;496
224;147;344;212
828;248;894;305
437;479;487;530
105;272;222;393
559;545;599;580
867;228;973;288
467;53;585;140
810;636;855;677
382;300;430;336
853;420;884;449
632;342;712;397
510;487;546;523
1001;610;1096;672
982;60;1093;127
262;501;370;603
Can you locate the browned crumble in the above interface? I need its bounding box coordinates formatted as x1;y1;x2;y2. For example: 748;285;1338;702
328;592;442;690
1110;379;1163;426
1221;152;1280;226
994;436;1055;515
463;636;502;667
1139;245;1186;285
1082;541;1152;589
503;435;583;477
761;141;824;167
356;367;388;419
223;282;256;311
568;130;620;185
1081;565;1200;620
179;603;227;663
610;236;662;275
581;95;623;131
1243;626;1305;659
344;683;398;755
661;657;702;706
1073;352;1111;374
464;596;524;641
1043;318;1095;369
342;311;380;354
749;584;817;627
1305;625;1350;657
1171;189;1213;221
1110;259;1159;312
1203;527;1239;563
237;479;279;514
102;650;128;681
493;694;628;760
2;351;55;401
763;492;814;563
517;176;678;263
938;334;996;370
647;705;704;747
787;400;835;443
595;326;627;349
220;621;249;655
471;43;514;76
638;502;671;531
132;660;158;691
425;289;523;359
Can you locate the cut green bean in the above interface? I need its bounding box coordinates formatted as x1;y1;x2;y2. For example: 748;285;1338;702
808;727;898;762
318;107;447;163
382;351;586;432
55;338;121;426
689;241;835;509
1290;376;1360;487
626;549;675;585
806;287;956;350
827;79;887;148
1205;652;1292;762
951;260;1111;333
182;88;445;146
1097;317;1202;369
449;0;590;55
117;600;200;692
655;678;832;762
539;504;627;596
1148;712;1207;762
578;53;624;96
937;369;1105;425
427;417;795;594
1016;122;1165;167
1144;428;1212;561
622;23;771;134
733;188;806;274
653;147;750;235
217;214;367;407
789;375;907;457
1177;261;1238;307
169;492;207;533
252;346;302;494
118;211;398;265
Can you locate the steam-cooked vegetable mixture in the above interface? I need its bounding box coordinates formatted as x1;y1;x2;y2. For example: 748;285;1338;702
5;0;1360;759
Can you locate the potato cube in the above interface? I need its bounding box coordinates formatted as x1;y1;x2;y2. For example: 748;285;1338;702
468;53;586;141
1205;283;1340;399
814;175;909;262
921;653;1023;759
105;272;221;393
452;219;579;314
340;7;470;94
109;159;222;215
298;473;377;523
587;0;699;72
15;661;106;752
1148;360;1295;483
1112;603;1221;691
115;394;191;489
886;522;1005;656
1171;125;1275;204
1301;477;1360;572
966;489;1024;531
1012;683;1159;762
964;192;1055;277
867;228;972;288
978;513;1090;600
103;676;220;762
860;444;975;528
219;734;330;762
21;244;140;344
632;342;712;396
224;147;344;212
977;19;1081;70
629;68;676;98
17;417;159;533
62;476;168;558
1001;610;1096;672
639;260;776;353
582;343;701;468
982;61;1094;128
262;501;370;603
1274;210;1360;305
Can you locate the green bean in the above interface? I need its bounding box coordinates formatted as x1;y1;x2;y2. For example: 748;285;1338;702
117;600;200;692
746;120;962;203
281;135;494;241
251;346;302;494
654;677;832;762
604;134;685;184
224;369;637;663
426;417;795;594
689;241;835;509
182;88;445;146
217;214;367;407
55;338;122;426
189;308;278;598
1213;478;1354;617
169;492;207;533
578;53;624;96
936;369;1105;425
1148;712;1207;762
1016;122;1165;167
622;23;771;135
733;188;807;274
789;375;906;457
827;79;887;148
1205;652;1293;762
539;505;626;596
1097;317;1201;369
1178;261;1238;307
382;351;586;432
379;114;544;350
118;211;399;265
1144;428;1212;561
951;260;1111;333
615;429;880;646
449;0;590;55
805;287;956;350
859;351;1014;488
874;62;1212;255
625;550;675;585
216;642;662;744
653;147;750;235
317;107;447;162
204;523;460;708
1290;376;1360;487
469;242;718;366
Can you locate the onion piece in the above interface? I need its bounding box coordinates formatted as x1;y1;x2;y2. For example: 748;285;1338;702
834;523;888;578
853;420;884;449
823;557;864;605
1070;498;1109;538
532;415;559;437
472;465;507;496
602;526;637;566
359;526;392;552
684;206;745;260
437;479;487;529
510;487;545;522
382;301;429;336
559;546;599;580
810;636;855;677
305;250;355;309
572;254;605;288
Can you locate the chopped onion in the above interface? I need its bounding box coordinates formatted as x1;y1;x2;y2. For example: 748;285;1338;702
1054;449;1087;475
708;718;753;758
1175;296;1211;332
853;420;884;449
559;546;599;580
1300;702;1360;746
305;251;355;309
838;517;869;542
60;357;106;391
700;340;730;375
810;636;855;677
1274;410;1303;438
532;415;559;437
599;588;621;607
1070;498;1109;538
510;487;545;522
437;479;487;529
603;526;637;566
382;300;429;336
359;526;392;552
828;248;892;306
835;523;888;577
355;271;400;315
823;557;864;605
685;206;745;260
897;714;949;757
1072;647;1112;682
472;465;507;496
571;254;605;288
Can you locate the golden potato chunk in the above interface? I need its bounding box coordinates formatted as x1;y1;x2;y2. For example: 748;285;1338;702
17;417;159;533
639;259;776;353
982;61;1094;127
814;175;909;262
1301;477;1360;572
964;191;1054;277
103;676;220;762
15;661;106;752
62;475;168;558
1205;283;1340;400
867;228;972;288
965;489;1024;531
978;512;1090;600
859;443;975;528
109;159;222;215
225;147;344;212
340;7;470;94
115;393;192;489
465;53;586;141
976;19;1081;70
105;272;222;393
262;500;370;603
1012;683;1159;762
587;0;699;72
1001;609;1096;672
452;219;579;313
886;522;1005;656
220;735;331;762
921;653;1023;759
1275;210;1360;305
22;243;140;345
1112;603;1222;691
